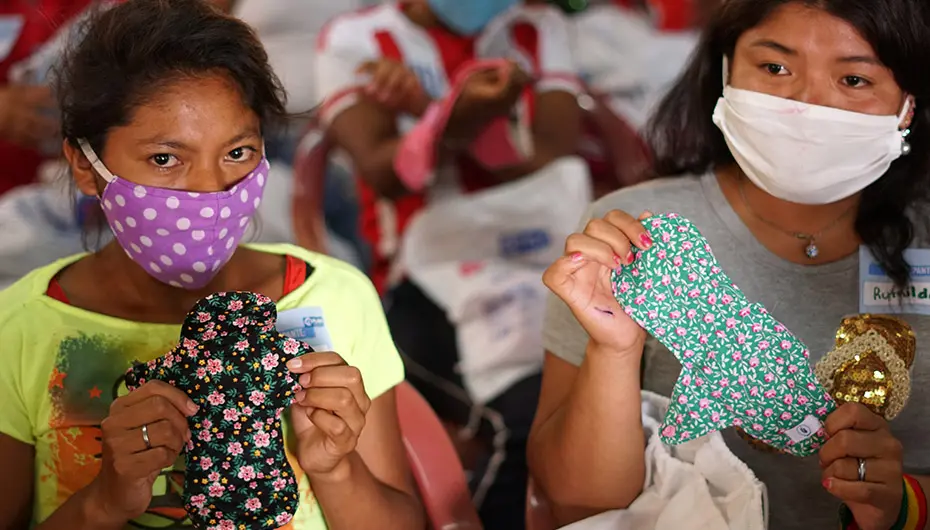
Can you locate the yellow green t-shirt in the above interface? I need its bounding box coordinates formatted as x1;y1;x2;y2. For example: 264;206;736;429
0;244;405;529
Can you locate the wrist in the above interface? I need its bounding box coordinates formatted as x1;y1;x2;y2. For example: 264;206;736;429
586;340;644;362
80;481;125;530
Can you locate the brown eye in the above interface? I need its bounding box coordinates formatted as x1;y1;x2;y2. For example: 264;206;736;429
764;63;788;76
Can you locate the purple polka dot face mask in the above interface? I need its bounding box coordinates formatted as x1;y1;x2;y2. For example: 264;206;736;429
77;139;268;289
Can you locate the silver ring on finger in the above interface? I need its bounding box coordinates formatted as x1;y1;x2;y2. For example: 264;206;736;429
857;458;867;482
141;424;152;450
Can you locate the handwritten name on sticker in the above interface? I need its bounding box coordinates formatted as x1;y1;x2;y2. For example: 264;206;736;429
859;246;930;315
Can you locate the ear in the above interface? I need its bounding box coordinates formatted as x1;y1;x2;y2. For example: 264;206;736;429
62;139;101;196
900;95;916;130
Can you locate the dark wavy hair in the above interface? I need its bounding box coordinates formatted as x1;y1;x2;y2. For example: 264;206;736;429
55;0;287;155
646;0;930;288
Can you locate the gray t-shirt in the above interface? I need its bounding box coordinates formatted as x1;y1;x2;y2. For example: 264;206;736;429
543;173;930;530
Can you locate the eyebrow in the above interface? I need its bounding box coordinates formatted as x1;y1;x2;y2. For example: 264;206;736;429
749;38;881;66
136;128;261;150
750;39;796;55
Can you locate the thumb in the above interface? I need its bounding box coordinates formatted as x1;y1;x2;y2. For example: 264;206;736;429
543;253;588;296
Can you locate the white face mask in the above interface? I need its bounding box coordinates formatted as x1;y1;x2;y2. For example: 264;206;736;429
712;84;912;205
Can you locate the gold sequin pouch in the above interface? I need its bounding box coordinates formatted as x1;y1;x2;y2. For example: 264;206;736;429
814;315;916;420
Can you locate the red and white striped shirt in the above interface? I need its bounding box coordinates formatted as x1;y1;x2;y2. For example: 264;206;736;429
314;2;578;293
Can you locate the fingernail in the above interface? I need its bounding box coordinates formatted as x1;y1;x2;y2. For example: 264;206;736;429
187;401;199;414
613;254;622;266
300;373;311;387
287;358;302;370
640;234;653;247
295;390;306;402
822;479;831;490
626;251;635;264
570;252;583;262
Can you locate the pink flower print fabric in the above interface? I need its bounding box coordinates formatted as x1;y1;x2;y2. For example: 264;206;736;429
124;291;308;529
610;214;836;457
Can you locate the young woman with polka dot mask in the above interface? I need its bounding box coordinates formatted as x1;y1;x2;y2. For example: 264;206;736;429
77;139;268;289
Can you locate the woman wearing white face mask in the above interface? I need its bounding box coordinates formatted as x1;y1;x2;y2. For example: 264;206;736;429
529;0;930;529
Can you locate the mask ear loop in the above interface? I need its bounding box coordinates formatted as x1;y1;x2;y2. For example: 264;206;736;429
722;56;730;88
898;96;914;156
76;138;118;183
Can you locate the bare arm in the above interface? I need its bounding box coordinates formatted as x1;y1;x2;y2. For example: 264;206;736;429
484;90;582;184
527;347;646;527
0;435;122;530
310;388;425;530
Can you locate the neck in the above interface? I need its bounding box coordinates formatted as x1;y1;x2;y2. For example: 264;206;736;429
98;242;241;315
400;2;440;29
722;165;860;233
718;165;861;263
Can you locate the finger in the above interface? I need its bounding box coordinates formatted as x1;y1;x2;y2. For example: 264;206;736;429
565;232;621;271
297;387;366;435
355;61;378;75
112;380;199;416
105;395;192;439
823;477;892;505
823;457;900;487
638;210;655;220
287;351;345;374
298;365;370;412
308;408;358;454
603;209;653;250
112;419;188;455
585;218;635;265
542;252;589;294
819;428;900;467
825;403;887;436
125;447;179;479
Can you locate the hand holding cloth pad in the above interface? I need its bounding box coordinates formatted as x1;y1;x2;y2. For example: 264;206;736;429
125;291;308;529
610;214;836;457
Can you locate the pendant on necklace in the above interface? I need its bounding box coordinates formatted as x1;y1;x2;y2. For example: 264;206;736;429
804;239;820;259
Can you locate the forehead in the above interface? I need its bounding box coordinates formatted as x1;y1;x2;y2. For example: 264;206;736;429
738;3;877;57
118;74;259;141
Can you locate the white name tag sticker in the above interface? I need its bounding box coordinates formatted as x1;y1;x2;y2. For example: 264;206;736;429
859;246;930;315
275;307;334;352
0;16;25;62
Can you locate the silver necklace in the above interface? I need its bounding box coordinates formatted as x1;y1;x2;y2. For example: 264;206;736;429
737;179;854;260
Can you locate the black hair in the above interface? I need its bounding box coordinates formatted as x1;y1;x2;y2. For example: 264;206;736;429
646;0;930;288
55;0;287;155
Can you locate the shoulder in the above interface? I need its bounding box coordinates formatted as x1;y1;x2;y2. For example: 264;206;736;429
0;256;79;328
316;3;399;53
588;174;709;219
257;244;378;303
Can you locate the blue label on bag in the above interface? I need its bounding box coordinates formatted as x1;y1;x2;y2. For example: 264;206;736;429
859;246;930;314
0;16;24;62
276;306;334;351
499;228;551;258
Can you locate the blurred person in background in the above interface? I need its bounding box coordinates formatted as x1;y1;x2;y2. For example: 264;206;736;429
312;1;583;527
0;0;100;196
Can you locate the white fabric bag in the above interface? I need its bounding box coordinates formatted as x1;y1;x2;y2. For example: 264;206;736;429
561;391;768;530
398;157;592;403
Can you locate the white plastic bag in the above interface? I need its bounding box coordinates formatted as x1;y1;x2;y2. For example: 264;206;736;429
399;157;592;403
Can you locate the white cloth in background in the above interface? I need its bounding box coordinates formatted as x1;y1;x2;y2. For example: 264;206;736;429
561;391;768;530
232;0;372;113
572;5;698;130
399;157;592;403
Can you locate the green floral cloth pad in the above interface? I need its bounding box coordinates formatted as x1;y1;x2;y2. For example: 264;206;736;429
125;291;308;529
611;214;836;457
